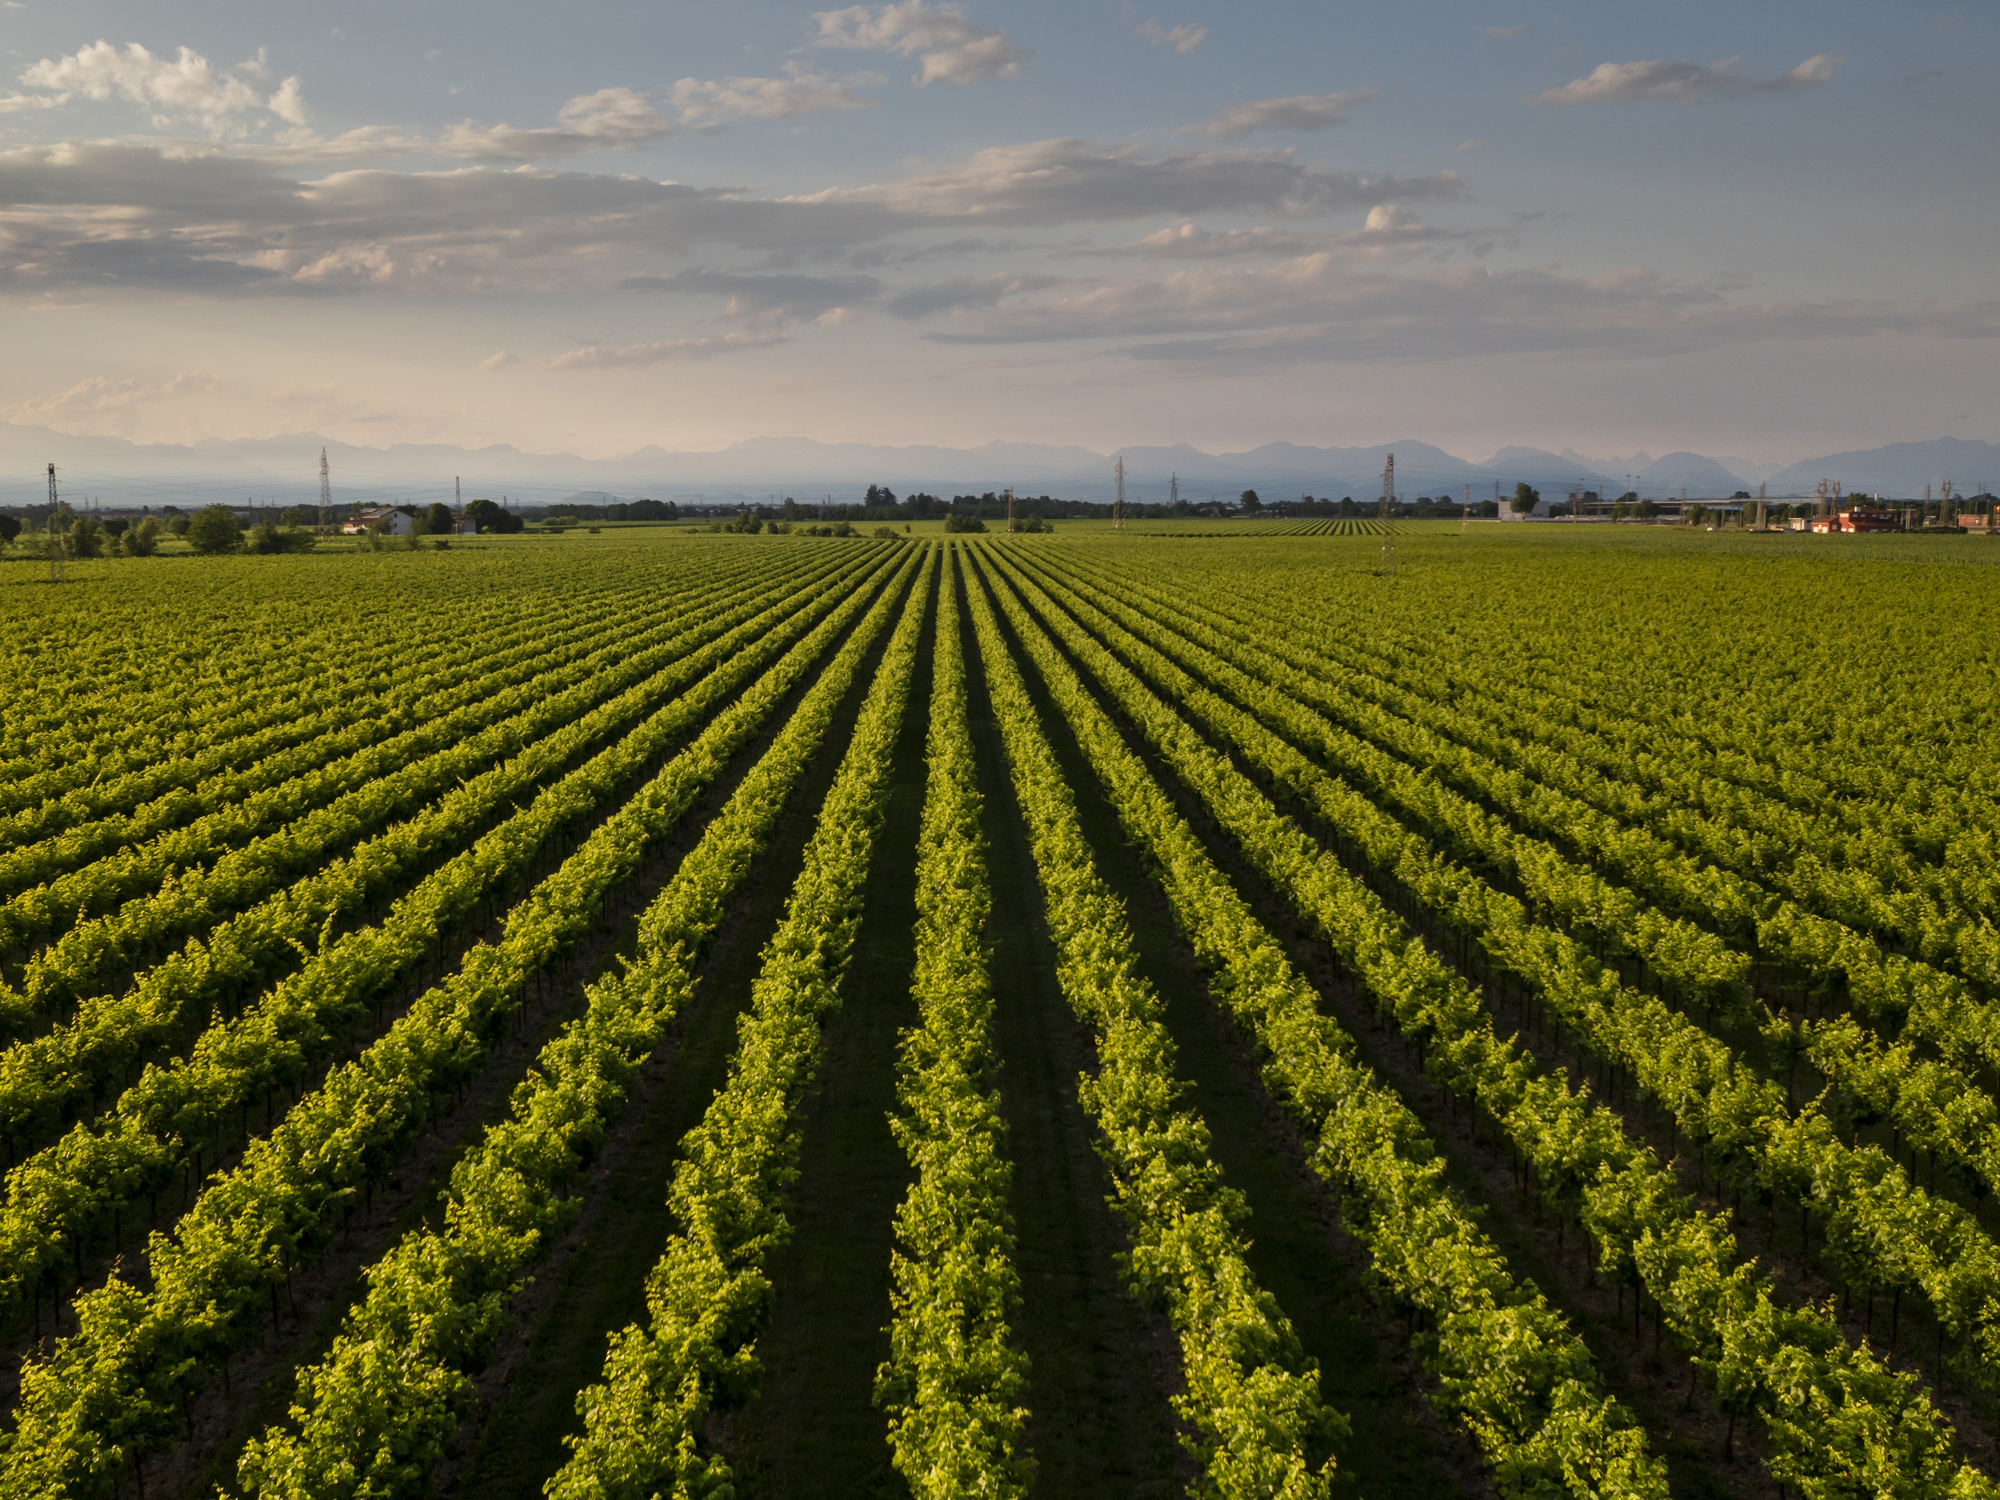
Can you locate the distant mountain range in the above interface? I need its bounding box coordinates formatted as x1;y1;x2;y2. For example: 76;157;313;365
1;420;1991;509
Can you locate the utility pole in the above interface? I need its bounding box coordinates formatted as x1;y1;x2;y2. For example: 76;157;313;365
319;448;332;537
1378;452;1395;576
1462;482;1469;534
1113;456;1125;531
46;463;63;583
1756;481;1767;532
1006;485;1015;533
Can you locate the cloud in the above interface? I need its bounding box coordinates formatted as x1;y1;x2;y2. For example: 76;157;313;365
0;93;67;113
1075;222;1330;259
1530;53;1839;106
1135;20;1206;53
17;40;304;131
265;87;671;163
885;271;1062;318
839;235;1027;268
621;268;882;324
1456;138;1489;152
1336;204;1499;257
0;141;903;297
0;136;1461;303
1486;25;1531;38
668;67;877;130
812;2;1029;87
478;350;518;371
1201;89;1376;139
550;330;789;369
801;137;1458;225
894;252;2000;366
11;371;221;433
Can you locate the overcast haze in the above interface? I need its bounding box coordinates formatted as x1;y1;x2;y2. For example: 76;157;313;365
1;1;1993;468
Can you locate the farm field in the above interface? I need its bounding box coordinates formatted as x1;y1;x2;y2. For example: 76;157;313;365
2;525;1999;1500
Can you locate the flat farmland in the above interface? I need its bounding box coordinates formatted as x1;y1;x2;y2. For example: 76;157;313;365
3;524;2000;1500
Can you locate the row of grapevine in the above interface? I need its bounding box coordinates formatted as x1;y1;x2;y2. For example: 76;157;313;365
1050;550;2000;1222
0;554;825;1014
874;558;1032;1499
0;565;641;832
1016;549;2000;1381
0;549;884;1317
0;558;769;911
0;549;856;1154
1196;558;2000;990
962;552;1346;1499
231;549;933;1500
975;546;1989;1497
969;548;1661;1498
0;550;914;1500
539;551;936;1500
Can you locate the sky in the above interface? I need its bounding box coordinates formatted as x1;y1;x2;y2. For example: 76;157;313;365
0;0;1993;465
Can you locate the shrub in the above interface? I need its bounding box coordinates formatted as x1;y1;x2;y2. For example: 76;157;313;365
943;514;987;533
246;522;316;555
872;525;899;539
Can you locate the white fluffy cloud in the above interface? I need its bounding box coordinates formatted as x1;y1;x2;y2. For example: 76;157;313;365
812;2;1029;87
1201;90;1376;139
1531;54;1839;106
668;69;877;131
11;371;221;433
266;87;671;163
16;41;303;131
1077;223;1331;259
1136;20;1206;53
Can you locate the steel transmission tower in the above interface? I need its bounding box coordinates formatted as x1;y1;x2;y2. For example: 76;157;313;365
1378;452;1395;576
1006;486;1015;533
319;448;332;536
46;463;63;583
1113;456;1125;530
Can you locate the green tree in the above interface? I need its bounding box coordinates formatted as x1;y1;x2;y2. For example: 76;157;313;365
463;498;522;534
1239;489;1262;512
187;504;244;554
943;514;987;533
422;502;454;535
66;515;105;559
121;517;162;557
0;513;22;547
1511;483;1540;515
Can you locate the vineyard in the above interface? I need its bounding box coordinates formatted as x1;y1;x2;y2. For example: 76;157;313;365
1;524;1998;1500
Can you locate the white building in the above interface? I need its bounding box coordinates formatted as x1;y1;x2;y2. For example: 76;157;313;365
343;507;414;535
